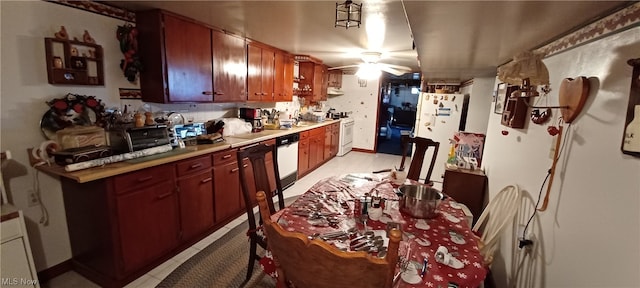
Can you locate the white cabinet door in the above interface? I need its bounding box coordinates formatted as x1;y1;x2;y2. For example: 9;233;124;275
0;212;39;288
1;238;37;287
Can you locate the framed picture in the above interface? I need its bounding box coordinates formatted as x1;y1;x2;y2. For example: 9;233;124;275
494;83;507;114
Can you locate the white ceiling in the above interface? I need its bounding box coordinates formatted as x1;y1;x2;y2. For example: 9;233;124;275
107;0;629;82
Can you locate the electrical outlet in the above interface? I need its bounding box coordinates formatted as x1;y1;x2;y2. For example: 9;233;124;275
27;189;39;207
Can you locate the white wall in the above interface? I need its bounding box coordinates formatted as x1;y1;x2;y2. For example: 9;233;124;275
463;77;495;135
326;75;380;151
483;27;640;287
0;1;143;270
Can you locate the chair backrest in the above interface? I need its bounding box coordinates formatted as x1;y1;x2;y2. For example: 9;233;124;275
256;191;402;288
237;143;285;232
399;135;440;184
472;184;520;265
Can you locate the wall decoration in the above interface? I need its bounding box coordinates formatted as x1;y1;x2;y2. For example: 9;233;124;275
622;58;640;157
494;83;507;114
45;36;104;85
49;0;136;22
117;24;143;82
40;93;106;140
535;2;639;57
119;88;142;99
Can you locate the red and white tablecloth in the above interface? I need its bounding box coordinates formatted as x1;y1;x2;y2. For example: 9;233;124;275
260;174;487;288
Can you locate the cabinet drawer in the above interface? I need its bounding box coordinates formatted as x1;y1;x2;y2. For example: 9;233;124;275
310;127;325;136
299;130;309;140
176;155;212;177
213;149;237;165
1;217;22;243
114;165;174;194
262;139;276;146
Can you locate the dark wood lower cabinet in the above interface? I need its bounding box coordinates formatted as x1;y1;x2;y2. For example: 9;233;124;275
442;167;488;225
116;182;179;273
56;129;336;287
177;169;214;241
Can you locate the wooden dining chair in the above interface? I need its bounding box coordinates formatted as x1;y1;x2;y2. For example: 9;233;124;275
398;135;440;185
256;191;402;288
237;143;286;284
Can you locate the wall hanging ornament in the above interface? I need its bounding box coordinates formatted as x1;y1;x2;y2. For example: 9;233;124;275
531;85;552;125
622;58;640;157
116;23;143;82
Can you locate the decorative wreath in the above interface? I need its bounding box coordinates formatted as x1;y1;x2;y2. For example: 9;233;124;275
116;24;143;82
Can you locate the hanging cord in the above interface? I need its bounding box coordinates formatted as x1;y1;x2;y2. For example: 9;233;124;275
521;121;571;241
31;168;50;226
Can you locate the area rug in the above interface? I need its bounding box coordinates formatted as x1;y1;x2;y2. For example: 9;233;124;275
156;197;299;288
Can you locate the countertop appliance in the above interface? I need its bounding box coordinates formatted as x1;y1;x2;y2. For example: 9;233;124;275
239;108;264;133
414;92;470;180
276;133;299;189
108;124;171;154
337;118;355;156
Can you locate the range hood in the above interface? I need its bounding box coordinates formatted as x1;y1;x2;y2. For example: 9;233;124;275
327;87;345;96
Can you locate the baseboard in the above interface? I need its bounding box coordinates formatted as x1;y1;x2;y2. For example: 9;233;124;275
37;259;72;283
352;148;375;153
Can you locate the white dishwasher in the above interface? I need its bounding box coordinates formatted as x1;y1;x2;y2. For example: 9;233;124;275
276;133;299;189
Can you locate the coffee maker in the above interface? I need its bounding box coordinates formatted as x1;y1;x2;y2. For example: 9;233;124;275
239;108;264;133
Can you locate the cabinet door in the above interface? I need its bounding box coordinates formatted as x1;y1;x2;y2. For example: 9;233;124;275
247;44;263;101
312;64;324;101
163;14;213;102
328;70;342;88
320;65;329;101
273;52;286;102
308;134;322;169
212;30;246;102
283;54;295;101
261;48;275;101
116;182;179;273
213;161;242;222
298;138;310;175
177;170;214;241
1;238;37;287
324;127;332;161
331;123;340;156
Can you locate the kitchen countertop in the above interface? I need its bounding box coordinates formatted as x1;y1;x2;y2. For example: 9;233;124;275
36;119;342;183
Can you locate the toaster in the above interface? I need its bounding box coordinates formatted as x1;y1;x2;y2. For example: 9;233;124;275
108;125;171;154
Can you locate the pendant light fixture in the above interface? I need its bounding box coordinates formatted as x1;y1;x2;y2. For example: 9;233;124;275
335;0;362;29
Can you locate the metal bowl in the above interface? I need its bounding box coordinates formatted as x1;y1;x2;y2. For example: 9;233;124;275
398;184;443;219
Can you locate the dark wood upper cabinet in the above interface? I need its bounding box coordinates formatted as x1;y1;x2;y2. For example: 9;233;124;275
247;42;276;102
212;30;247;102
137;10;214;103
299;61;328;102
137;9;294;104
328;69;342;88
274;52;294;102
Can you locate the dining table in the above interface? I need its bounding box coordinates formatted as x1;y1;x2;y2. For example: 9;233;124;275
260;173;487;288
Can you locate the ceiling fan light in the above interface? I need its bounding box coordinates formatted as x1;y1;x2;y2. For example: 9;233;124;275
356;63;381;80
335;0;362;29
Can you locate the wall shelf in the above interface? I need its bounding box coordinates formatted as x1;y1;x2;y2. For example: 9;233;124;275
45;38;104;86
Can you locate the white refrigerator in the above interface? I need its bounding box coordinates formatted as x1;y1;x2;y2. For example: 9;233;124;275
413;92;470;182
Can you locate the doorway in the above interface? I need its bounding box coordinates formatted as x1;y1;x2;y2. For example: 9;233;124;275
376;73;421;155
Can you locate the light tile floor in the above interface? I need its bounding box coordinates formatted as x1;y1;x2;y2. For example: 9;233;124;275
42;151;403;288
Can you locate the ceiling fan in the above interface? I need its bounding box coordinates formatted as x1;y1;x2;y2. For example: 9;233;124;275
327;51;413;77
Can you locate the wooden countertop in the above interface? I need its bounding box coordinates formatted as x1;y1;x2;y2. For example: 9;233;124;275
36;119;341;183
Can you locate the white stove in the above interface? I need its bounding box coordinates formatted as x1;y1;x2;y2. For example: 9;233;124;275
337;118;354;156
